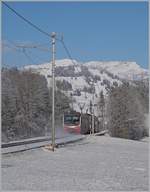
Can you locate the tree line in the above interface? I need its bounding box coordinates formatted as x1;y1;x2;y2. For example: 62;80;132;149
2;67;148;142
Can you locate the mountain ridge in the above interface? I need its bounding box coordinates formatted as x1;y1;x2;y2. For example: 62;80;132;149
24;59;148;114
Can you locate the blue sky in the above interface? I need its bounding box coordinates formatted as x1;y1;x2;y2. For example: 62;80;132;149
2;1;148;69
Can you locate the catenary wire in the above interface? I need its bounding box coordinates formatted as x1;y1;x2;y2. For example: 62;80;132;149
57;38;96;107
2;2;50;37
22;48;37;65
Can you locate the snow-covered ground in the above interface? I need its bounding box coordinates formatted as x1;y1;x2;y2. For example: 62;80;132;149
2;135;149;191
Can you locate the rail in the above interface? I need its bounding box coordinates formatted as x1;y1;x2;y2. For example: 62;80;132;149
1;134;86;154
2;136;51;148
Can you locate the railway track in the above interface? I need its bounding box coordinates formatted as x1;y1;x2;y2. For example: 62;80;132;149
1;134;85;154
1;130;107;154
2;136;57;148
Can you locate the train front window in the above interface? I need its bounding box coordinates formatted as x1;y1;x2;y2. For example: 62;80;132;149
64;116;72;124
64;115;80;125
72;116;80;124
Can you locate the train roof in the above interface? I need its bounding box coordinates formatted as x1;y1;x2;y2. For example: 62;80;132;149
64;111;93;116
64;111;81;115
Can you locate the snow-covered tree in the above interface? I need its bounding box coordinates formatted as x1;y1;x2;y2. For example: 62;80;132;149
2;68;71;142
107;82;146;140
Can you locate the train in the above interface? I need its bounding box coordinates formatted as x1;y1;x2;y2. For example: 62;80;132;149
63;111;102;134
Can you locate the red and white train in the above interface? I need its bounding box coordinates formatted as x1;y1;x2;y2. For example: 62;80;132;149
63;111;101;134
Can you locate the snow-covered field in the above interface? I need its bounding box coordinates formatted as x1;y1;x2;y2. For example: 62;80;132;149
2;135;149;191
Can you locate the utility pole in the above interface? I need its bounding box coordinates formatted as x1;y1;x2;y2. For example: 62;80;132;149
51;32;56;151
92;81;95;134
89;100;92;135
92;103;95;134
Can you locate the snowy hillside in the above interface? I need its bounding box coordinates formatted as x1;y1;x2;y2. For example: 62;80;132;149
24;59;148;115
85;61;148;80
